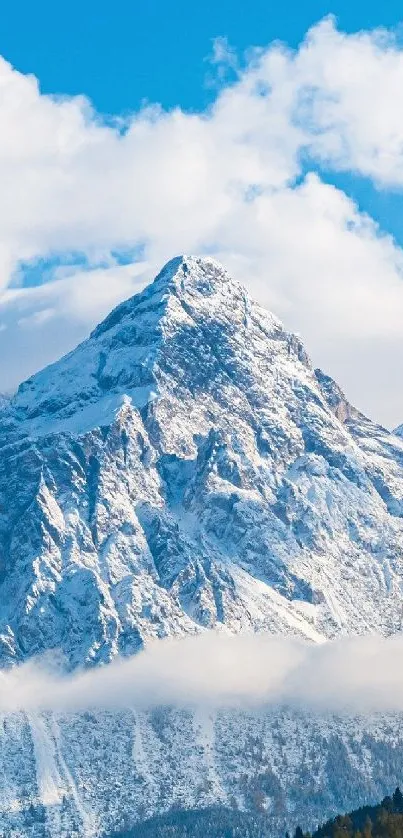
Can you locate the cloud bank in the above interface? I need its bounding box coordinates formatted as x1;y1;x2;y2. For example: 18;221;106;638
2;19;403;423
4;631;403;717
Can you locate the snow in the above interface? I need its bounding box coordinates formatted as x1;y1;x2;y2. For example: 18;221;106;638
0;255;403;832
28;712;64;838
193;708;226;804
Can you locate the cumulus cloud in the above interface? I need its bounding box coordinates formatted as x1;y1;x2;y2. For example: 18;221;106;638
3;632;403;716
291;19;403;184
2;19;403;422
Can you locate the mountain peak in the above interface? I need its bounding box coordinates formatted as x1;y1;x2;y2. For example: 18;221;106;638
89;254;244;345
153;254;234;296
3;252;403;665
149;254;248;319
11;255;269;435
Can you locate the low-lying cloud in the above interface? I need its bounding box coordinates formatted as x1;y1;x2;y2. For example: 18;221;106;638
3;631;403;717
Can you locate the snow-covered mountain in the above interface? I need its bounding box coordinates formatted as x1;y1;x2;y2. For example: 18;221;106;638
2;255;403;835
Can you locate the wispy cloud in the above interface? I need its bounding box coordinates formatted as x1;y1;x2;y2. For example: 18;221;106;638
4;632;403;716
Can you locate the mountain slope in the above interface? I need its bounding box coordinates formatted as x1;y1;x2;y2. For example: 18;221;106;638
1;706;403;837
1;256;403;667
2;256;403;835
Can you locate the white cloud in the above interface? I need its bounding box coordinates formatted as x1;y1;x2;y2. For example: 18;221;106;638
0;263;149;391
291;18;403;184
3;632;403;716
1;20;403;423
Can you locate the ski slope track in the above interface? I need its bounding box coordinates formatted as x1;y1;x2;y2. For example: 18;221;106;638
1;256;403;834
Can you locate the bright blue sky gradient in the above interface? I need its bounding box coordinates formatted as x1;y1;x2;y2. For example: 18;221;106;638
1;0;402;114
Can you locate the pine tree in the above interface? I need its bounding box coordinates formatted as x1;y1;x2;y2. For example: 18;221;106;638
392;787;403;812
361;817;372;838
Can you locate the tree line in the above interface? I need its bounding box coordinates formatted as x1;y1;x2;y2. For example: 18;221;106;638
291;787;403;838
108;788;403;838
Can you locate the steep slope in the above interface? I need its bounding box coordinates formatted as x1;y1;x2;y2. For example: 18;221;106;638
1;706;403;837
1;255;403;668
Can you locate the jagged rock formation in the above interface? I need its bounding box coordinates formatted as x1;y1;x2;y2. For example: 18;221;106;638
1;256;403;834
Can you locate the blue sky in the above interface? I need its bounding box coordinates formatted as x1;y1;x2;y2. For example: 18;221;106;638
1;4;403;424
2;0;403;243
2;0;402;113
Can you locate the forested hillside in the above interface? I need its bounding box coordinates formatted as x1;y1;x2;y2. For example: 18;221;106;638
295;787;403;838
109;806;273;836
108;789;403;838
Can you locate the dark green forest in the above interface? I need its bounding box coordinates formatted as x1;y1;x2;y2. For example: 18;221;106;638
108;789;403;838
295;787;403;838
109;806;274;837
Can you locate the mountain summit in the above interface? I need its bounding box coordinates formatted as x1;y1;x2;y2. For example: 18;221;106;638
13;254;276;435
1;255;403;669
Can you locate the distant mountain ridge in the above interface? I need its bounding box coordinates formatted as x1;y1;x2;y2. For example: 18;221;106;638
1;256;403;834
